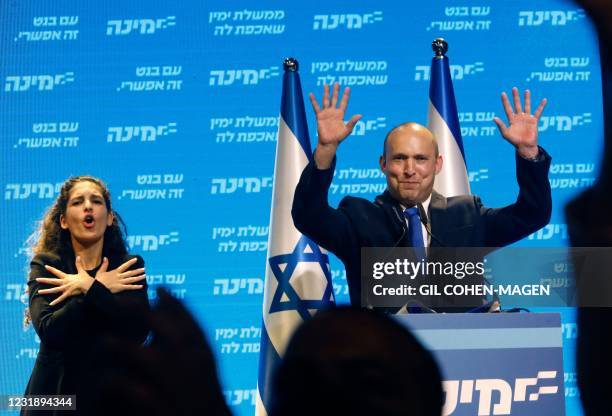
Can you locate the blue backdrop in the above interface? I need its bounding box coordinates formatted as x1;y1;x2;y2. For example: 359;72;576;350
0;1;601;415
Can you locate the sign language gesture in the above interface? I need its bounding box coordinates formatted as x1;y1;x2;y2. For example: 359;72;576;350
493;87;547;159
37;256;95;306
310;83;362;169
95;257;146;294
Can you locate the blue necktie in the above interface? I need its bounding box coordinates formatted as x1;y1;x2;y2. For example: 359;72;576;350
404;207;425;260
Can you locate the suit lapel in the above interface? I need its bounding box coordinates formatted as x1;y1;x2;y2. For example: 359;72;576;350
375;190;408;244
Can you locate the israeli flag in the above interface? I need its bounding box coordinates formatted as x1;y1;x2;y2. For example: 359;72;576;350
255;58;335;416
427;39;470;197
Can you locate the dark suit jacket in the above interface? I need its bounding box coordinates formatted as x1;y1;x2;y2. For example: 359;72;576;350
292;149;552;309
23;252;150;415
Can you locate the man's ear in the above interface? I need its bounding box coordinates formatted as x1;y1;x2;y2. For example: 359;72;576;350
60;214;68;230
434;155;443;175
379;155;387;172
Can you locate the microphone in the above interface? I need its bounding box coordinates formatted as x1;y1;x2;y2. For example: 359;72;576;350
417;203;445;246
417;203;428;227
374;196;406;248
391;206;407;247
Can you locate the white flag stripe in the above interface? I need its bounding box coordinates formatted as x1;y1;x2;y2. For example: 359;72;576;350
255;390;267;416
265;118;309;258
428;100;470;197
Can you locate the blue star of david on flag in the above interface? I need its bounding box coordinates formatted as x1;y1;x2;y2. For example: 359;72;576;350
269;235;335;321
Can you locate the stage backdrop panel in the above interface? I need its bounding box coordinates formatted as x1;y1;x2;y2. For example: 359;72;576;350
0;1;600;415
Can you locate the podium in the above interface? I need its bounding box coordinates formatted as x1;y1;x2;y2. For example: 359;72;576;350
394;313;565;416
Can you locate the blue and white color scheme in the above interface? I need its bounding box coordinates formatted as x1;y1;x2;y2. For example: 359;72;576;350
0;1;602;415
428;41;471;197
256;60;335;416
397;313;565;416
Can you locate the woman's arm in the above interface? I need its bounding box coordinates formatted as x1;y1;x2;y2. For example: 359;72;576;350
28;253;88;349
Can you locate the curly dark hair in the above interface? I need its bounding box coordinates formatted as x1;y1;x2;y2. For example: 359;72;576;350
24;176;128;326
31;175;128;258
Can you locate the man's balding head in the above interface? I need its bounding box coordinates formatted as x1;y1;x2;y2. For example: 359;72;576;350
382;123;439;161
379;123;443;205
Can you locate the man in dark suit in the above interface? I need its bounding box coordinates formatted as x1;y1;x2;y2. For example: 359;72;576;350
292;83;552;310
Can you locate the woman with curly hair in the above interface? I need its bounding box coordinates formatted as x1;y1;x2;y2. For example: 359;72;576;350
22;176;150;415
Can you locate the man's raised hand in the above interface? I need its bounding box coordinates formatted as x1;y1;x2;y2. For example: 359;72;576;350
493;87;547;159
310;83;362;169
